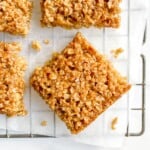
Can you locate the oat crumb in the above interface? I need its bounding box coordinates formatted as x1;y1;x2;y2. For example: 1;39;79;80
43;39;50;45
111;117;118;130
31;41;41;51
41;120;47;126
0;0;33;35
111;48;124;58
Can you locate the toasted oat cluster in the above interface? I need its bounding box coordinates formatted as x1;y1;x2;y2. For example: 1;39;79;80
31;32;131;134
0;0;32;35
41;0;121;29
31;40;41;51
0;42;27;116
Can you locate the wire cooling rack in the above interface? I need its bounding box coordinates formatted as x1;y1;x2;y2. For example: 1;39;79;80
0;0;147;138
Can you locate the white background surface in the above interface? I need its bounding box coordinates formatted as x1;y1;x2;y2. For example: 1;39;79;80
0;1;150;150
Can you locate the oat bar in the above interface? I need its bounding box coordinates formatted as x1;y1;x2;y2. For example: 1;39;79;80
31;32;131;134
0;42;27;116
41;0;121;29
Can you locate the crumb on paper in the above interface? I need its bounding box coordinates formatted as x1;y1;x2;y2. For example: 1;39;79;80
31;41;41;51
43;39;50;45
111;117;118;130
41;120;47;126
111;48;124;58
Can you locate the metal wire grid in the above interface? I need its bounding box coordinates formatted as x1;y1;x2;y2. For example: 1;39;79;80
126;0;146;136
0;0;146;138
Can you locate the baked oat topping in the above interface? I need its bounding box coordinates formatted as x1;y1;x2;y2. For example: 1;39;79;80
0;42;27;116
30;32;131;134
41;0;121;29
0;0;33;35
31;41;41;51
